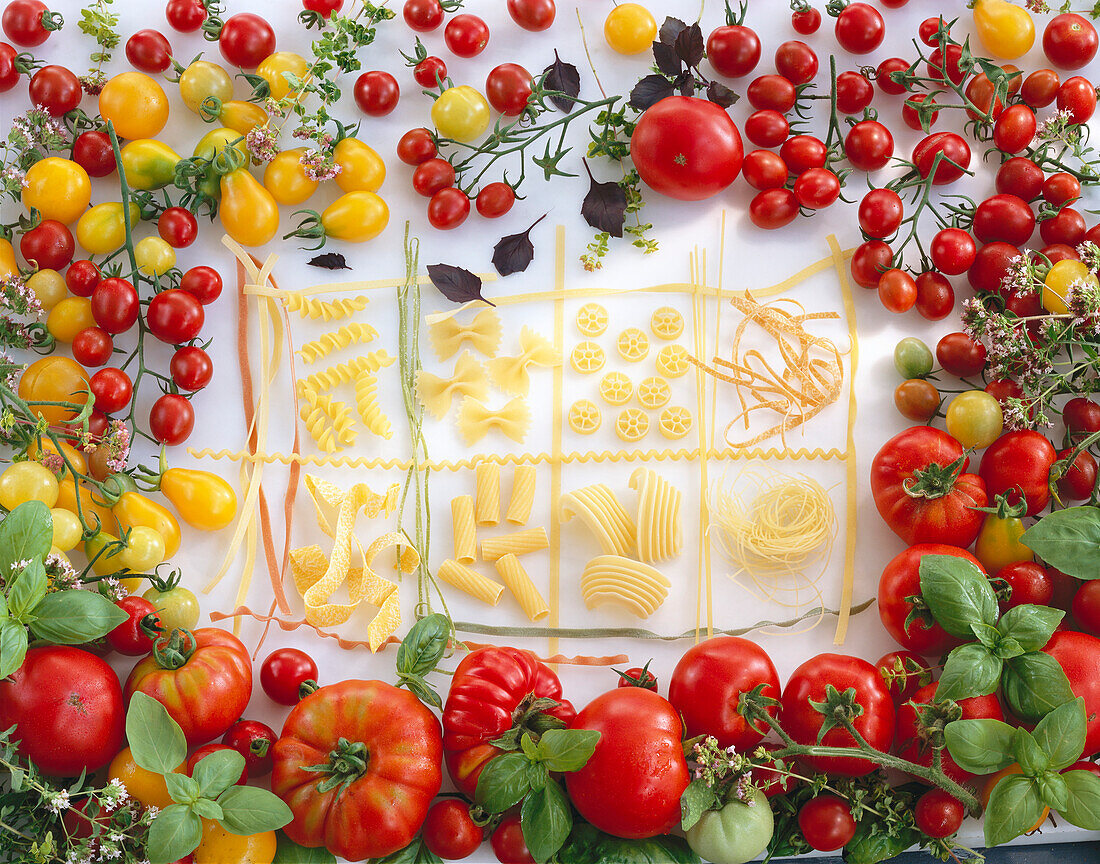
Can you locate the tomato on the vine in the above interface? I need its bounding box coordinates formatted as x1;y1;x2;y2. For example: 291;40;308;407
397;128;437;165
303;0;343;17
875;650;931;704
706;19;760;79
107;596;161;656
149;394;195;446
72;327;113;368
89;367;132;415
413;55;447;89
896;682;1004;783
158;207;198;249
3;0;58;47
170;346;213;392
832;2;884;55
850;240;893;289
427;187;470;230
968;240;1020;295
432;85;490;142
147;289;204;344
749;189;798;230
125;29;173;73
912;132;971;185
978;430;1057;516
222;719;277;777
742;150;788;191
354;70;400;117
973;194;1034;247
476;182;515;218
260;647;318;706
845;120;894;171
780;136;826;175
1057;448;1097;500
445;14;489;58
915;271;955;321
996;561;1055;610
775;39;817;85
835;70;873;114
791;5;821;36
878;269;918;313
914;789;965;839
165;0;206;32
180;265;222;305
876;57;908;94
142;581;200;632
902;94;939;132
508;0;555;32
485;63;533;116
1058;75;1097;123
29;65;80;116
930;227;976;275
996;156;1044;200
794;167;840;210
1040;207;1086;247
218;12;275;69
90;277;139;335
747;74;796;112
799;796;856;852
403;0;442;32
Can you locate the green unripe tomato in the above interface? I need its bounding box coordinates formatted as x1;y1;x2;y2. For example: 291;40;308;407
686;788;774;864
893;336;933;379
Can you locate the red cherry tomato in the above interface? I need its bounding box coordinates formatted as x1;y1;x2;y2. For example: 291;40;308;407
876;57;909;95
165;0;206;32
851;240;893;289
793;167;840;210
706;21;760;79
996;561;1055;611
799;796;856;851
89;367;132;415
1065;397;1100;443
902;94;939;132
125;29;173;73
403;0;442;33
1044;171;1082;206
218;12;275;69
444;14;489;59
106;596;160;656
91;277;139;334
397;127;437;165
260;648;318;706
179;266;222;305
158;208;198;249
221;719;277;777
302;0;343;17
427;187;470;230
972;194;1035;247
878;269;917;313
875;650;931;703
742;149;788;191
20;219;73;271
149;393;194;445
937;331;987;378
747;74;796;112
744;109;789;149
1041;207;1086;247
832;2;884;55
146;289;204;344
29;64;80;116
0;42;23;93
507;0;555;32
1022;68;1061;108
170;346;213;392
475;182;516;218
835;70;873;114
968;241;1021;296
422;799;483;860
616;665;658;691
780;135;826;174
1044;13;1099;70
993;104;1037;153
1058;75;1097;124
72;130;116;178
72;327;113;368
354;70;400;117
1058;448;1098;501
919;16;948;47
930;228;976;275
490;814;534;864
66;259;102;297
412;157;455;198
915;271;955;321
413;55;447;89
791;6;821;36
749;189;799;230
845;120;894;171
775;40;817;85
485;63;533;116
915;789;964;839
912;132;971;185
3;0;57;47
996;157;1044;200
858;189;903;239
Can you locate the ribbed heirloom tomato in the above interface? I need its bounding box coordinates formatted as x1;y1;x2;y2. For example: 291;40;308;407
272;679;443;860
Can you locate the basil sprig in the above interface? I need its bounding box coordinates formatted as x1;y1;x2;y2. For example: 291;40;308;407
1021;505;1100;580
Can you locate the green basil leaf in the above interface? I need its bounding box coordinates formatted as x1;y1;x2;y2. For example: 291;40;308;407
1012;727;1049;777
521;780;572;864
146;803;202;864
192;748;247;799
521;732;540;761
164;772;200;805
475;752;535;814
935;643;1001;703
0;500;52;578
983;773;1045;848
190;798;224;821
1039;771;1070;811
125;692;188;776
1060;770;1100;829
557;824;699;864
1002;652;1076;722
997;604;1064;653
1020;506;1100;579
919;554;999;637
28;589;128;644
7;559;46;620
396;613;449;678
0;618;28;680
402;674;442;710
215;784;293;835
1033;697;1087;770
944;718;1016;775
537;728;600;773
842;820;920;864
680;778;720;832
970;621;1000;650
0;588;8;618
273;831;337;864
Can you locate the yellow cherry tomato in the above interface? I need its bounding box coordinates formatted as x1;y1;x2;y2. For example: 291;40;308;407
118;525;166;572
1043;258;1098;315
431;85;491;143
220;169;279;247
604;3;658;55
113;491;181;559
56;477;116;533
973;0;1036;60
46;296;96;343
85;531;126;577
180;60;234;115
143;581;200;630
946;390;1004;450
0;238;17;279
120;139;181;191
18;356;90;426
108;747;185;810
333;137;386;193
318;191;389;243
193;127;249;164
975;512;1033;574
262;147;318;205
220;100;268;136
77;202;140;256
49;507;82;552
27;437;87;477
27;268;67;311
257;51;308;102
134;236;177;277
193;820;276;864
23;158;90;225
99;72;169;140
161;468;238;531
0;460;60;509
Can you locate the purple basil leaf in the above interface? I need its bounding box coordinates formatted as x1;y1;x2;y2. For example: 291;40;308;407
659;16;689;46
543;50;581;114
706;80;739;108
652;41;681;77
675;71;696;98
492;214;548;277
629;75;675;110
675;22;704;68
306;252;351;270
580;161;626;238
427;264;495;306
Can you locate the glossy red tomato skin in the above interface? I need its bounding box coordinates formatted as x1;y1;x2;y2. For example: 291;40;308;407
996;562;1055;611
107;596;160;656
442;646;575;798
444;14;489;59
993;104;1036;154
1041;207;1087;248
146;289;204;344
126;29;173;73
744;109;788;149
968;241;1021;296
915;271;955;321
972;194;1035;247
845;120;894;171
90;366;132;414
491;814;534;864
1044;172;1081;206
1044;13;1098;70
667;636;780;750
179;266;222;305
20;219;73;270
791;7;821;35
91;277;140;334
775;40;817;85
222;718;277;777
996;157;1044;200
1058;75;1097;123
896;683;1004;785
930;228;976;275
0;647;124;775
72;130;116;178
782;654;895;777
876;57;909;94
1057;448;1097;500
706;23;760;79
919;16;948;47
749;189;799;230
780;135;826;175
427;187;470;230
878;544;980;656
29;65;81;116
1073;581;1100;636
149;393;195;445
165;0;206;32
850;240;893;289
747;74;796;112
566;688;689;839
1065;397;1100;443
836;70;874;114
403;0;443;32
218;13;276;69
485;63;533;116
794;167;840;210
833;2;885;55
397;127;437;165
878;268;917;313
927;45;965;86
170;346;213;391
423;799;483;860
902;93;939;132
476;182;516;218
73;327;113;367
261;648;318;706
1023;68;1061;108
272;680;443;861
630;96;743;201
978;431;1057;516
413;157;456;198
3;0;54;46
158;207;198;249
354;70;400;117
413;56;447;88
303;0;344;17
1044;631;1100;756
912;132;971;185
0;42;21;92
799;795;856;852
742;149;788;191
507;0;555;32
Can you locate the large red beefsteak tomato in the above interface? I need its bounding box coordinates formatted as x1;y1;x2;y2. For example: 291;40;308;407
442;646;574;797
1044;630;1100;758
271;679;443;861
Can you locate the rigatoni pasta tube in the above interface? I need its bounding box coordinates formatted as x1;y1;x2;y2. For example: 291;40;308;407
475;462;500;526
480;527;549;561
437;559;504;606
451;495;476;564
505;465;537;525
494;553;549;622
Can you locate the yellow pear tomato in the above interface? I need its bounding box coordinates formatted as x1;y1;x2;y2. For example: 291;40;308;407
46;296;95;343
120;139;181;190
49;507;82;552
23;158;90;225
263;148;318;205
973;0;1035;60
333;137;386;193
160;468;237;531
77;202;140;256
108;748;186;810
220;169;279;247
319;192;389;243
220;100;268;136
113;491;182;559
257;51;308;102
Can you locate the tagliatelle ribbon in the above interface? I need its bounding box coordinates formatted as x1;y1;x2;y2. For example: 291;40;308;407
288;475;417;651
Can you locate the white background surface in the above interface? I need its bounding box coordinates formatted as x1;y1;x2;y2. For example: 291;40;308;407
5;0;1100;858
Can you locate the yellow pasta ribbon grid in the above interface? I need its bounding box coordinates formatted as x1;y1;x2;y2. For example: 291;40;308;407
456;397;532;446
495;553;549;622
437;559;505;606
580;554;671;618
481;527;549;561
505;465;537;526
284;293;370;321
415;352;489;420
297;322;379;365
487;326;561;396
298;351;397;400
629;467;684;563
289;476;409;651
427;308;503;360
353;372;393;440
561;484;637;557
299;390;357;453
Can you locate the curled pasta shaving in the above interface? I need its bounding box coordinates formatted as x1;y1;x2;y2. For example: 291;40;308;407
299;391;357;453
415;351;489;420
580;555;670;619
457;396;532;445
629;467;683;563
284;293;370;321
297;323;379;365
488;326;561;396
297;350;397;400
428;308;503;360
354;372;393;440
561;484;637;557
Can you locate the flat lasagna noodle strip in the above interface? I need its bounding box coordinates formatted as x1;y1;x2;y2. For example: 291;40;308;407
629;467;683;563
437;559;505;606
580;555;670;618
475;462;501;527
495;553;549;622
505;465;537;526
451;495;476;564
481;527;549;561
560;484;637;557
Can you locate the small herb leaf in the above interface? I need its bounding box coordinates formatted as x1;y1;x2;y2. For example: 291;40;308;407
1012;727;1049;777
935;643;1001;703
427;264;494;306
126;692;188;776
674;23;704;68
191;798;224;821
475;752;537;814
652;41;681;77
306;252;351;270
983;773;1045;848
396;613;449;679
192;748;248;799
1002;652;1075;722
1033;697;1087;771
521;779;572;864
581;161;627;238
1039;771;1071;812
0;619;28;680
536;728;600;773
1021;506;1100;580
919;554;999;638
997;604;1064;652
680;778;720;831
164;772;200;805
543;51;580;114
659;17;689;46
944;717;1017;775
493;214;548;277
1061;770;1100;829
706;80;738;108
216;784;294;835
146;803;202;864
0;501;52;578
6;560;46;621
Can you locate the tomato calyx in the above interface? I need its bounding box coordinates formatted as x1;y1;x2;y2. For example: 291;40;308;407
139;613;164;641
723;0;749;26
299;678;320;700
902;454;968;500
808;683;867;740
151;627;199;669
488;693;568;751
902;591;938;634
304;736;371;794
613;658;658;689
900;696;963;753
971;490;1028;520
824;0;851;18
